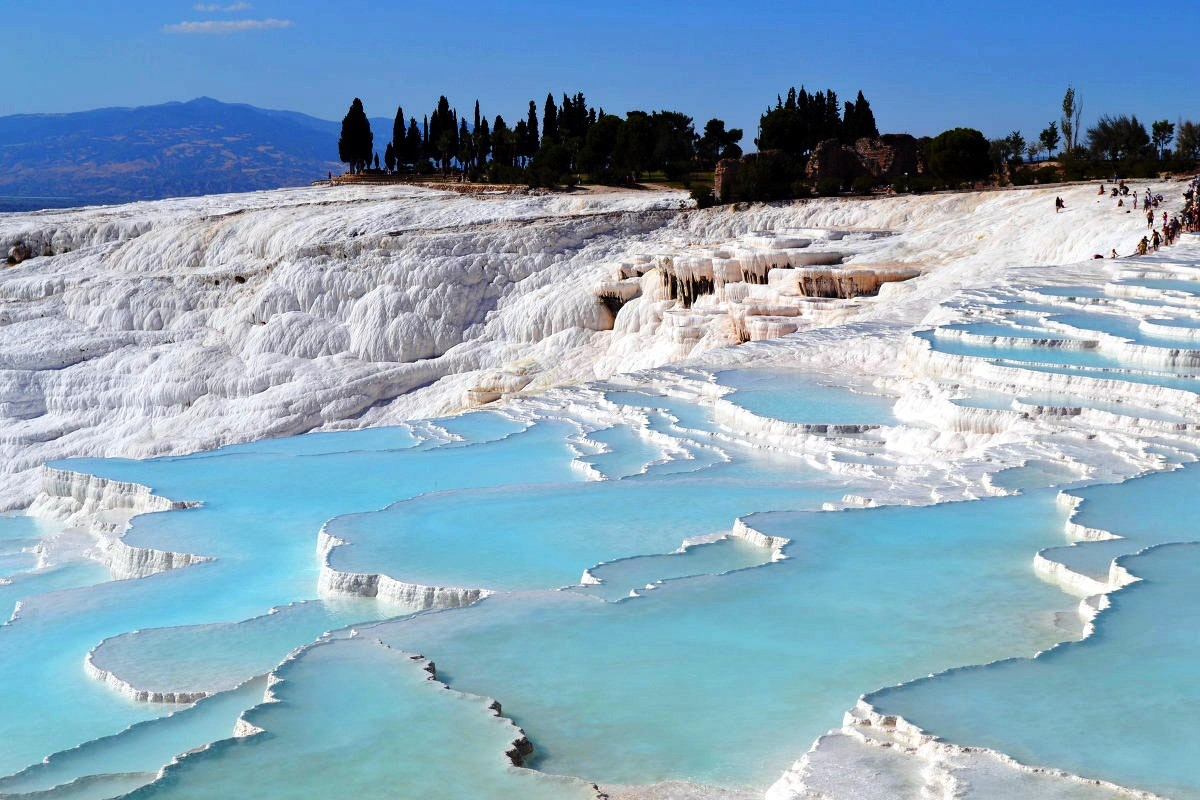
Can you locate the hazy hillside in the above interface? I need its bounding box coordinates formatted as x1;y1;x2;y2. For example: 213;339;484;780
0;98;390;211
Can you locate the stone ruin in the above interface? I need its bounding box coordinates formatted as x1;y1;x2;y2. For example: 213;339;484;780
714;134;929;201
807;134;929;187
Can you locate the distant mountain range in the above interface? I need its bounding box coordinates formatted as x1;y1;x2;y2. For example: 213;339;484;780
0;98;392;211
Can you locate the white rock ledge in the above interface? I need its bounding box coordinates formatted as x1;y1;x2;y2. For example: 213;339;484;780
315;528;491;610
30;466;209;580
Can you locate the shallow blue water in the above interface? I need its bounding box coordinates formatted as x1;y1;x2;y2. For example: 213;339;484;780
868;464;1200;799
0;416;584;777
1121;277;1200;295
365;492;1076;789
871;545;1200;799
129;637;594;800
326;465;836;592
716;369;898;424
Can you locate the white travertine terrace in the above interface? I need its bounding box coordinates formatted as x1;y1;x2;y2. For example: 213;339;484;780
6;179;1200;799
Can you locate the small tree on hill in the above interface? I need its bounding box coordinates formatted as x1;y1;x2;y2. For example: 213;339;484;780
337;98;373;173
1087;115;1150;161
1151;120;1175;159
696;118;743;168
1006;131;1026;164
1039;121;1060;160
1061;86;1082;155
1176;120;1200;160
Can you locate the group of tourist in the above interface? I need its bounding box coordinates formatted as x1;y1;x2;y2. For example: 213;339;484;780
1089;177;1199;257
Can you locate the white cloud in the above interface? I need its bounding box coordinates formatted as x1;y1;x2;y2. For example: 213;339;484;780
164;17;291;33
193;2;253;10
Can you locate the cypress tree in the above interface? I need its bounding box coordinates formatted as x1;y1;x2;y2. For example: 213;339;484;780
842;101;858;144
524;100;540;157
458;117;472;169
542;93;558;145
855;91;878;139
384;142;396;172
493;115;511;166
475;117;491;166
405;118;421;166
514;119;530;164
392;106;406;161
559;93;573;140
337;98;373;172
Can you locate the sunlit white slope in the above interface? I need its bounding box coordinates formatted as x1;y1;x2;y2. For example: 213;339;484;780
0;181;1154;507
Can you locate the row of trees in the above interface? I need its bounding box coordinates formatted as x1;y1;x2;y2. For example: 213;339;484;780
337;94;745;186
755;87;879;155
987;86;1199;179
341;83;1198;197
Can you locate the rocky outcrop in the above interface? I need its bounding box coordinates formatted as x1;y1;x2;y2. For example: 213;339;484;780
854;134;927;180
6;242;32;266
805;140;866;186
805;134;929;188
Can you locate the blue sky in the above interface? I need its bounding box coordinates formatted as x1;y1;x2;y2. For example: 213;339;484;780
5;0;1198;149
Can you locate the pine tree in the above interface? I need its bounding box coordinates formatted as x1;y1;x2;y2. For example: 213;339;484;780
337;98;373;173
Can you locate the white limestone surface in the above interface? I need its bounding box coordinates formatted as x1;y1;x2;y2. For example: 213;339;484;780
0;181;1158;510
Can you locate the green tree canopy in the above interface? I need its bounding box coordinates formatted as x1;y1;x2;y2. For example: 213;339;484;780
926;127;992;186
756;87;846;156
651;110;697;180
579;114;623;173
1087;114;1150;161
1176;120;1200;160
613;111;655;179
1151;120;1175;158
1039;121;1060;160
696;118;743;167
